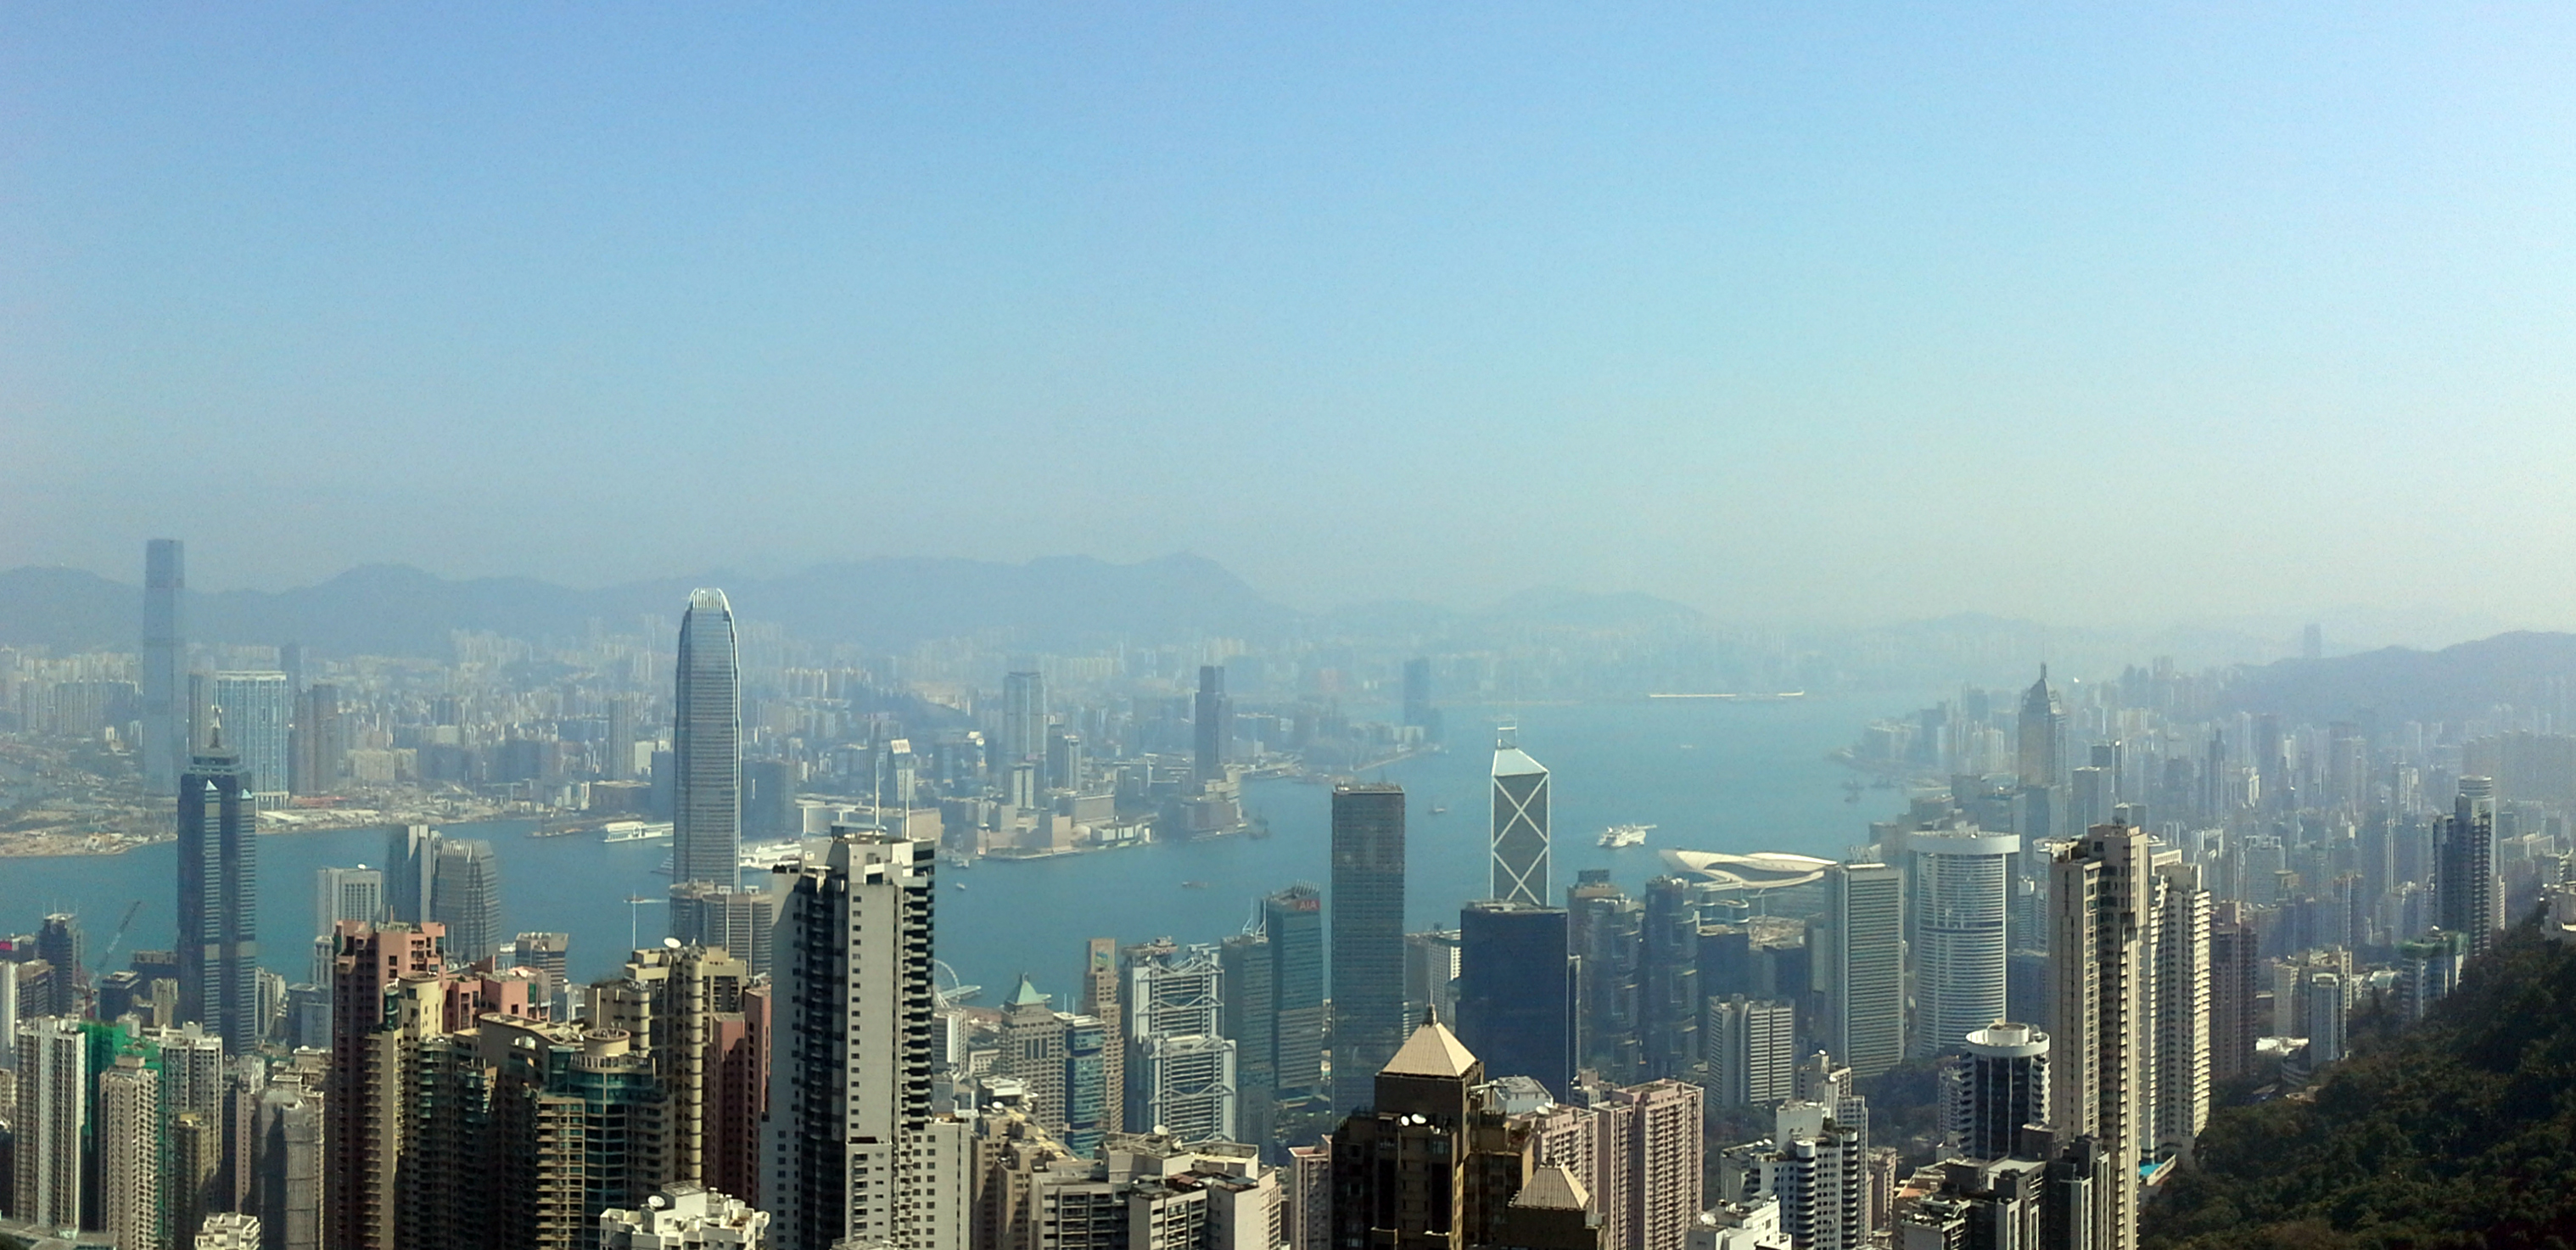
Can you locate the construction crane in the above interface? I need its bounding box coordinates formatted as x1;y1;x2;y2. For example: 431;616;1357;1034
94;899;144;976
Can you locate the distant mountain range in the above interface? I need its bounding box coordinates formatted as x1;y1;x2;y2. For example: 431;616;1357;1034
0;555;1716;658
2221;631;2576;724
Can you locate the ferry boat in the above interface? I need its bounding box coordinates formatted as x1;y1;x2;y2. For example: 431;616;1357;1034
602;821;673;844
1598;823;1655;848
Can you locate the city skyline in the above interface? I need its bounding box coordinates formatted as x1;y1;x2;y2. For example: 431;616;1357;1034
10;7;2576;1245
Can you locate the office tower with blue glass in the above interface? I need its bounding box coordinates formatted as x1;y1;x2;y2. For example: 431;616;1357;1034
180;726;261;1050
1455;900;1576;1098
1330;782;1407;1113
1195;664;1232;786
674;588;742;892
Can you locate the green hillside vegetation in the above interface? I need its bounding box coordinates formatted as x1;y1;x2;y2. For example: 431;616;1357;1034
2146;919;2576;1249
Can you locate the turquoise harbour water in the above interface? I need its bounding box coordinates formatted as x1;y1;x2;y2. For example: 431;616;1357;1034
0;692;1923;1000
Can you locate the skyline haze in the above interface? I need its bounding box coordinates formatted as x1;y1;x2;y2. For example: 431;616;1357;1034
8;6;2574;627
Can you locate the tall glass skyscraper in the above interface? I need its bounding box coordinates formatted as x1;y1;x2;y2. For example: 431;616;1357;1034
1907;827;2020;1059
1263;884;1327;1100
1001;665;1047;783
1454;900;1575;1098
431;839;503;964
674;589;742;889
1490;729;1550;906
143;539;188;793
179;731;260;1051
1330;782;1405;1114
212;671;292;808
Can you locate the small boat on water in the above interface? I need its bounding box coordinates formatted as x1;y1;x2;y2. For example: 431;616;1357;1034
1598;823;1655;848
1430;804;1449;816
1180;880;1211;889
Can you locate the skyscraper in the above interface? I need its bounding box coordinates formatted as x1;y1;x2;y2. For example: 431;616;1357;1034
1595;1079;1705;1250
0;959;17;1070
1942;1022;2047;1162
1001;665;1048;787
33;912;84;1015
315;866;384;937
1568;874;1643;1084
213;670;294;807
2209;903;2261;1081
143;538;188;793
1401;658;1441;743
181;726;262;1051
1082;936;1126;1135
1491;729;1551;907
1705;996;1795;1108
2439;775;2499;956
1638;877;1700;1080
1123;940;1237;1142
2016;667;2061;792
1331;783;1407;1113
1263;885;1328;1101
1907;827;2019;1059
605;694;636;782
291;681;344;796
431;839;502;964
599;941;750;1189
762;832;962;1250
668;882;778;978
1221;929;1279;1149
1817;862;1903;1078
1456;900;1576;1098
2150;855;2211;1158
98;1052;163;1250
1329;1015;1531;1250
384;824;441;924
674;588;742;889
12;1016;87;1230
252;1071;325;1250
326;922;448;1250
2050;823;2153;1250
1194;664;1232;786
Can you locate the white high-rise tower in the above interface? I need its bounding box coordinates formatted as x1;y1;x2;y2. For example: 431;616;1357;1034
1907;827;2019;1059
2051;823;2153;1250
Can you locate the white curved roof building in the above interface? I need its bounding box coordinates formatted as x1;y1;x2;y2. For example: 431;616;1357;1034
1655;849;1838;894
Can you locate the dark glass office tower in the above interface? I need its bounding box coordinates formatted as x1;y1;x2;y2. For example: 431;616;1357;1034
143;539;188;792
2439;775;2498;956
1639;876;1700;1079
1455;900;1576;1099
674;589;742;890
1331;783;1406;1113
1194;665;1232;785
1265;884;1327;1100
34;913;85;1016
179;727;260;1051
1401;658;1441;743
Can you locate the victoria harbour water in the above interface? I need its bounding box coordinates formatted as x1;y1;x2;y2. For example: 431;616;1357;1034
0;692;1924;1001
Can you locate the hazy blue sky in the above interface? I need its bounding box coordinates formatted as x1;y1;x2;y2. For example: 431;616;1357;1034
5;4;2573;625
